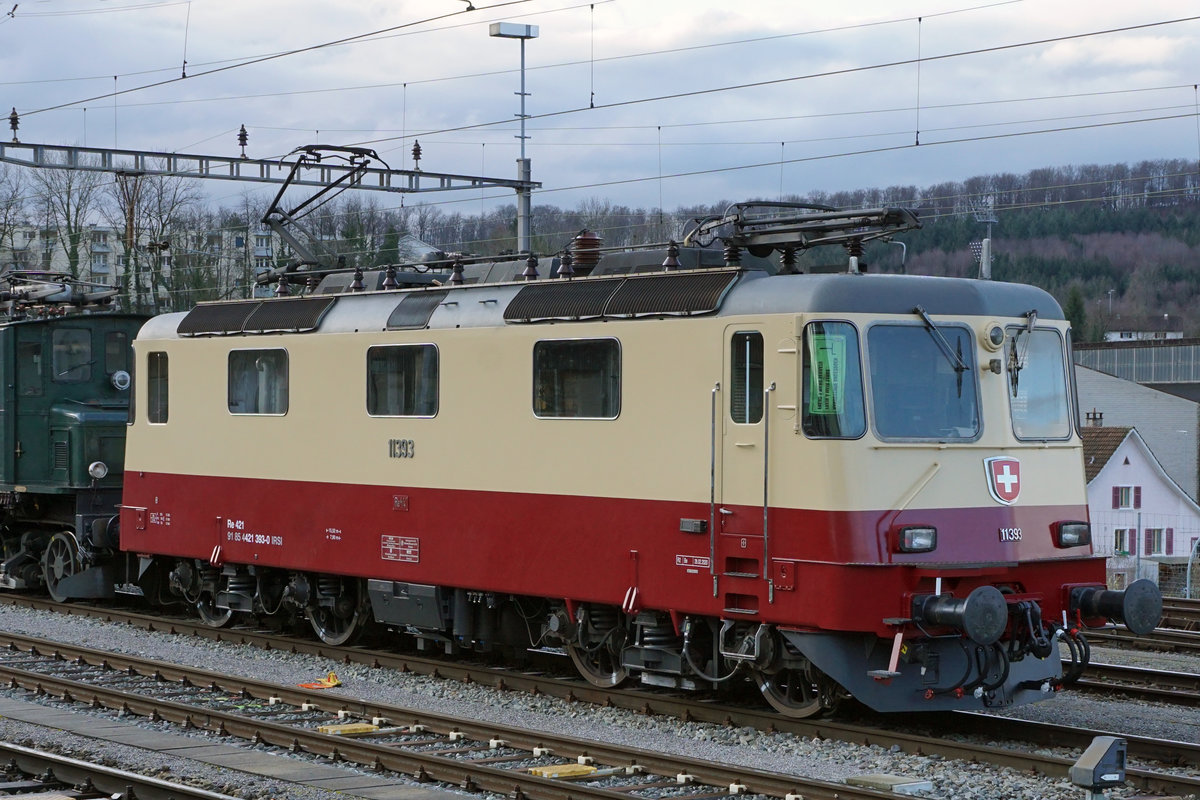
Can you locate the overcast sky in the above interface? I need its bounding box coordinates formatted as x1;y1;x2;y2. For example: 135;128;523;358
1;0;1198;218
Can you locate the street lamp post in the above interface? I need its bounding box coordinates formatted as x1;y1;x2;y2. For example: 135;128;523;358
489;22;538;255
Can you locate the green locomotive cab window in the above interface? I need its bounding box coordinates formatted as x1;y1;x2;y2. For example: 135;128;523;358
367;344;439;417
147;352;168;424
1007;327;1071;440
802;322;866;438
228;349;288;415
868;323;980;440
730;331;764;424
52;328;92;383
106;331;130;374
533;338;620;419
17;341;43;396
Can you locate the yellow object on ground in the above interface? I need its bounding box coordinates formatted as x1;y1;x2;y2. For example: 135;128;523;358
528;764;598;779
298;671;342;689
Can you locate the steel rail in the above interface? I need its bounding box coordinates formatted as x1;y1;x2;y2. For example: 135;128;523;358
1080;661;1200;705
1087;626;1200;654
0;632;896;800
0;740;244;800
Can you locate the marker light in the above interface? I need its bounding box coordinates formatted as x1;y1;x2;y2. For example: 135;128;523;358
1053;521;1091;548
897;526;937;553
87;461;109;480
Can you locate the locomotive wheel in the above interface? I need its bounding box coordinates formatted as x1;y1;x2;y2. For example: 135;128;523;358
753;666;824;718
42;533;80;604
309;578;367;646
195;593;234;628
568;642;629;688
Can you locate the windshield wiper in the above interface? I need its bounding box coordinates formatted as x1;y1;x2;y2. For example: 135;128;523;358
914;306;969;398
56;359;95;377
1008;309;1038;397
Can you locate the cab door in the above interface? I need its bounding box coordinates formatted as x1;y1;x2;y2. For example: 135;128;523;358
717;326;769;615
13;326;49;487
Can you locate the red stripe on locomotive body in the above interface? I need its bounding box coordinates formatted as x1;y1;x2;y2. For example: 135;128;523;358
121;470;1102;638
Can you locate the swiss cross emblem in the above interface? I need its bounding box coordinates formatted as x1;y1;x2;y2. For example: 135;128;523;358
984;457;1021;505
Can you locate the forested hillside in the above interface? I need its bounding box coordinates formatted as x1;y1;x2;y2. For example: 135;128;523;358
776;160;1200;342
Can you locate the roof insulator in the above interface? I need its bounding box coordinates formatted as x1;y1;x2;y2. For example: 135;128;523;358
723;242;741;267
662;240;680;271
522;252;539;281
349;266;364;292
274;274;290;297
555;250;575;280
383;264;398;290
450;255;465;285
779;247;799;275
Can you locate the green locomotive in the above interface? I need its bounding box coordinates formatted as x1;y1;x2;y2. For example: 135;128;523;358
0;272;148;601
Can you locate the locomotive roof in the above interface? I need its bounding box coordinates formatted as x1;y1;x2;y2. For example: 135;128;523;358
138;269;1064;341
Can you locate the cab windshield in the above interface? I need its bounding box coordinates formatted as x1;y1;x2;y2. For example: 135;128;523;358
1007;327;1071;439
868;324;980;440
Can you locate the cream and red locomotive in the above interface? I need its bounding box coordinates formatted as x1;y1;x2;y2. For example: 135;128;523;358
106;203;1160;716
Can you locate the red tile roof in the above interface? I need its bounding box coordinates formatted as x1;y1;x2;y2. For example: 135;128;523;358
1080;426;1132;483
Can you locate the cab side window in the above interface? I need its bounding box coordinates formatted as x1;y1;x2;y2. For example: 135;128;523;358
730;331;763;424
147;352;168;424
106;331;130;374
17;341;42;396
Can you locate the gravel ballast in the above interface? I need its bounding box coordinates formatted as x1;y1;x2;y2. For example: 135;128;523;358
0;604;1195;800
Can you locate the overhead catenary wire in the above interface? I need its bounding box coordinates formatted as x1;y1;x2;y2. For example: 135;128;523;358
18;0;537;118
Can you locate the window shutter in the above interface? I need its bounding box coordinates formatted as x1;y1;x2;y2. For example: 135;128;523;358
1144;529;1152;554
1129;528;1137;555
1166;528;1174;555
1134;486;1141;509
1112;487;1119;509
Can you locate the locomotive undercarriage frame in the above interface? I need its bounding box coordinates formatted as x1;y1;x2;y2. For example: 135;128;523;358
140;561;1103;717
0;490;122;598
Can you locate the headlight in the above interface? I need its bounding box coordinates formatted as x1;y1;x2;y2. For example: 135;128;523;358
88;461;109;480
1053;521;1091;548
896;525;937;553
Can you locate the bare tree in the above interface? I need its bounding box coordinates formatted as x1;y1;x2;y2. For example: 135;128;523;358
0;164;27;270
27;153;107;278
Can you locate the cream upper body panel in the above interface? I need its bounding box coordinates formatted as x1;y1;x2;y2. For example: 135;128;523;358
127;272;1084;512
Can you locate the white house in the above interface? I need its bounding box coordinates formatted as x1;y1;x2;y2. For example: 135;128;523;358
1083;426;1200;593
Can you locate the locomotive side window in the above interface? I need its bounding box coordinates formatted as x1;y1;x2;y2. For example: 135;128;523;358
801;322;865;438
367;344;438;417
730;331;763;424
1006;328;1071;440
228;349;288;415
105;331;130;374
533;338;620;419
17;341;43;396
868;324;980;440
147;352;168;424
52;328;92;383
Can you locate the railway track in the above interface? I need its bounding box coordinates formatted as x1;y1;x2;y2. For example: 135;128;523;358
1;596;1199;798
0;629;906;800
1161;597;1200;630
0;739;242;799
